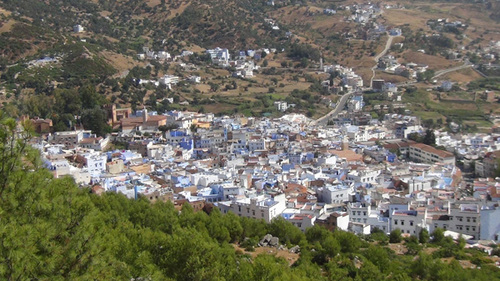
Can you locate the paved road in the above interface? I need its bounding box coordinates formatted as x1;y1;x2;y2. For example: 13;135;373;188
312;35;396;126
432;62;473;79
312;91;352;126
370;35;396;88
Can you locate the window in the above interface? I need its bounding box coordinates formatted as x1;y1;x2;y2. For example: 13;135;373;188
363;211;367;216
410;221;414;226
401;220;405;226
467;217;470;223
394;220;398;225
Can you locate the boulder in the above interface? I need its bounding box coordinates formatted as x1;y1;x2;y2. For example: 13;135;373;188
289;245;300;253
269;237;279;247
259;234;273;247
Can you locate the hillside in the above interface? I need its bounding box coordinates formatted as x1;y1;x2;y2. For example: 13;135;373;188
0;0;289;57
1;114;500;280
0;0;499;129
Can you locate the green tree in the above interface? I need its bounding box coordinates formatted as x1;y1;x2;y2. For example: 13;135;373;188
419;228;430;244
432;228;445;244
269;217;305;246
363;245;391;273
54;88;82;115
423;129;436;146
80;107;111;136
333;230;361;253
389;229;402;243
80;84;104;109
356;260;383;281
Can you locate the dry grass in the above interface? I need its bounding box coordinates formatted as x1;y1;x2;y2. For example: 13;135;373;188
383;1;500;43
144;0;161;7
440;68;482;85
100;51;142;73
165;2;191;20
0;8;12;16
194;84;211;93
233;245;300;266
181;43;205;53
281;81;311;92
355;68;375;86
383;9;431;30
441;257;477;269
402;51;458;70
387;243;407;255
99;10;111;18
0;19;15;34
374;71;410;83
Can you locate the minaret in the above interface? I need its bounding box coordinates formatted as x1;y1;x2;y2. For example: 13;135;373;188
143;107;148;124
342;135;349;151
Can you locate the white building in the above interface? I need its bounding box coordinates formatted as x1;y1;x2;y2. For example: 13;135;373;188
248;139;266;152
206;47;231;66
159;75;180;88
428;204;480;239
288;214;316;232
84;153;107;177
218;194;287;223
316;183;352;204
409;143;456;165
157;51;171;60
391;210;425;235
73;24;84;33
274;101;288;112
480;206;500;243
52;130;91;148
47;159;71;178
188;76;201;83
79;136;110;151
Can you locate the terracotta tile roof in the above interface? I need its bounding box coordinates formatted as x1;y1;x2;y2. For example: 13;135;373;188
121;115;167;127
410;143;454;158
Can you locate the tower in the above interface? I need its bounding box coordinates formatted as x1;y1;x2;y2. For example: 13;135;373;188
342;135;349;151
143;108;148;124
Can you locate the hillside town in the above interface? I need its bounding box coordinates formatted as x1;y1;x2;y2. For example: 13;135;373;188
2;0;500;278
26;95;500;254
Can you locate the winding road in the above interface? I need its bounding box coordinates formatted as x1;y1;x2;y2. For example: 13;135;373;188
312;92;353;126
370;35;396;89
432;60;473;79
311;34;474;126
312;34;397;126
